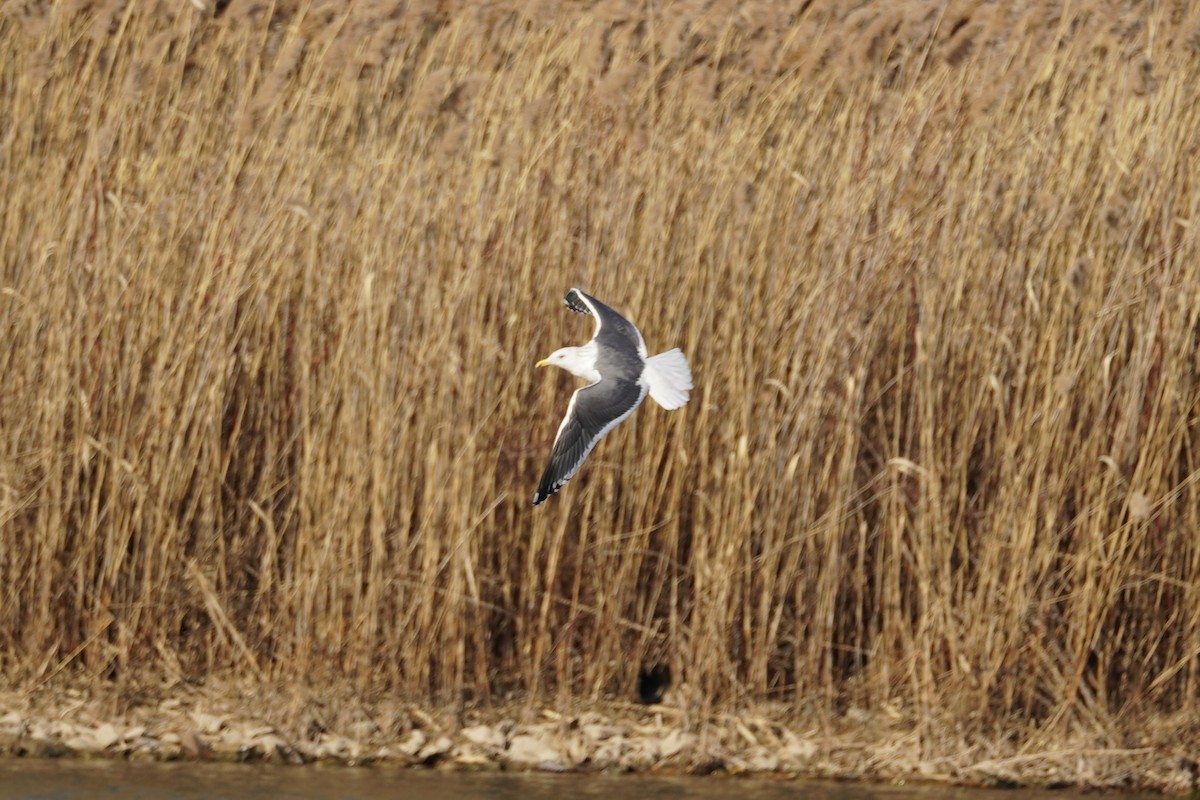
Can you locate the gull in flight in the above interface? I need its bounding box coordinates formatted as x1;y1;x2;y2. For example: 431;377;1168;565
533;288;693;506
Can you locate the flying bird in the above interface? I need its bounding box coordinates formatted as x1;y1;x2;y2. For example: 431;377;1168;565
533;288;693;506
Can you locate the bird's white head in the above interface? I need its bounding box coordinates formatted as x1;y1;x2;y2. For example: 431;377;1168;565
536;345;598;381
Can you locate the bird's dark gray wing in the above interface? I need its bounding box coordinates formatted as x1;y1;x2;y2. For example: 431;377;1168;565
564;288;647;361
533;377;647;505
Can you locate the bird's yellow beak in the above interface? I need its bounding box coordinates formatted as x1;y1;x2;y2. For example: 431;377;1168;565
536;358;550;368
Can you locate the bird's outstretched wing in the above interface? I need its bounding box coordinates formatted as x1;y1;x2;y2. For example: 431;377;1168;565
533;377;647;505
564;288;647;359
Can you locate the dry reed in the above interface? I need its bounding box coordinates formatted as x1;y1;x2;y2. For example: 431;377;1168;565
2;0;1200;763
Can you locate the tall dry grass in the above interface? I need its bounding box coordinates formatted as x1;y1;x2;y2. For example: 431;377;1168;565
2;0;1200;750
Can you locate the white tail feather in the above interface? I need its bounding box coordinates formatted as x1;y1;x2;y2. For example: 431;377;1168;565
644;348;693;410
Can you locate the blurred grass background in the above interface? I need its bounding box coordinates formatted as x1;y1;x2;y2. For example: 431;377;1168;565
2;0;1200;753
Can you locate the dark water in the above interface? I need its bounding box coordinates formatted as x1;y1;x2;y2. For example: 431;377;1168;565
0;760;1157;800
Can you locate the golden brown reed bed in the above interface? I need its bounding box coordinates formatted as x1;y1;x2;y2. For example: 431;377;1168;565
3;0;1200;787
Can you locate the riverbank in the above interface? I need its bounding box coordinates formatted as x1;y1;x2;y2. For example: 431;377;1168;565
0;680;1193;793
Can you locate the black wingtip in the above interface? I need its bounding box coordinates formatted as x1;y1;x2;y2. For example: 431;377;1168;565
532;481;565;506
563;289;590;315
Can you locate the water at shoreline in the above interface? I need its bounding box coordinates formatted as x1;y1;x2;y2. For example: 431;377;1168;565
0;760;1167;800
